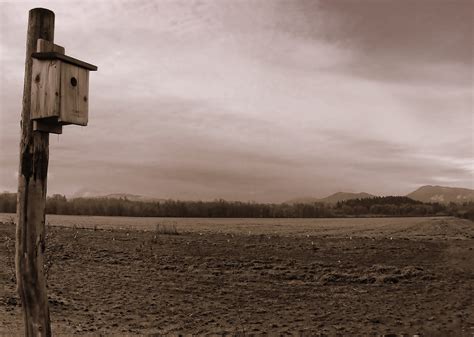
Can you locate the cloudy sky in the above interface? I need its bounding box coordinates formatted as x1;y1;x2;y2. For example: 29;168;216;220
0;0;472;202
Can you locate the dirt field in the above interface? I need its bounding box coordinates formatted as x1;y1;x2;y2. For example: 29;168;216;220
1;216;473;336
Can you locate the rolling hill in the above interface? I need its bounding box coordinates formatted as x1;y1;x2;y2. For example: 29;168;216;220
284;197;321;204
407;185;474;204
319;192;375;204
285;192;375;204
70;190;165;202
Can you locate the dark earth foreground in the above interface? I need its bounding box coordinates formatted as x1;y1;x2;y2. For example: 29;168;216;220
0;217;473;336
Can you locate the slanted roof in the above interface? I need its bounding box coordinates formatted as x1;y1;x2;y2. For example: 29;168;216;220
32;52;98;71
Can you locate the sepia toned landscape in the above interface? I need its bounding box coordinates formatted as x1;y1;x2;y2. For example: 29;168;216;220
1;1;473;336
1;214;473;336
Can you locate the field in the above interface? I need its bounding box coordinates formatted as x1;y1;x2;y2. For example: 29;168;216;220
1;214;473;336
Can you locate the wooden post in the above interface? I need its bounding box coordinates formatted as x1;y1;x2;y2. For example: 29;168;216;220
16;8;55;337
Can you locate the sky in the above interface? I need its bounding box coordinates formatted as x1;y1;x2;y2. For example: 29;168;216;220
0;0;472;202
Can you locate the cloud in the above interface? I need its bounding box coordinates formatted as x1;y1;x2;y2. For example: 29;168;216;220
0;0;472;201
314;0;473;83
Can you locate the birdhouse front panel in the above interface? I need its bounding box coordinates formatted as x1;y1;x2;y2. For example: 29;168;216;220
59;62;89;126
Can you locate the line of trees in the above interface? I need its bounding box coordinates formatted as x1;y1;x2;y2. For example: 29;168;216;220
334;196;446;217
1;192;472;219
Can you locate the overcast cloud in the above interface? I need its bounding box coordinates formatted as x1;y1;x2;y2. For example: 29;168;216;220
0;0;472;202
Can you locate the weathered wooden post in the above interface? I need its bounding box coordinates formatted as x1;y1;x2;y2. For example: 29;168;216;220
16;8;97;336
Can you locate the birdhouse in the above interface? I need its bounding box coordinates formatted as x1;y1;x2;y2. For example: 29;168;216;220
30;39;97;134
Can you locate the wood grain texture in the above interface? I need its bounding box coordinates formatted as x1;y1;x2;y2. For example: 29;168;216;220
59;62;88;126
30;39;63;122
30;59;60;120
36;39;65;54
16;7;54;337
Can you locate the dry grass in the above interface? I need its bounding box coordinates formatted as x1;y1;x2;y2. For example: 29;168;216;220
154;223;179;235
1;214;472;240
2;218;16;284
0;216;473;336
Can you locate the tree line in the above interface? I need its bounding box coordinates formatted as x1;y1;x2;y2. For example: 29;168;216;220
1;192;472;219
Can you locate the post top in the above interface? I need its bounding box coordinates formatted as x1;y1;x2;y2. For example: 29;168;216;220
29;8;55;15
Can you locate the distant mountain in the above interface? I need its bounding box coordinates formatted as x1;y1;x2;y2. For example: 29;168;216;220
70;188;103;199
285;192;375;204
102;193;145;201
101;194;167;202
284;196;321;204
70;190;165;202
319;192;375;204
407;185;474;204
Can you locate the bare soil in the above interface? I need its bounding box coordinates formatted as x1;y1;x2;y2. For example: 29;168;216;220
0;217;473;336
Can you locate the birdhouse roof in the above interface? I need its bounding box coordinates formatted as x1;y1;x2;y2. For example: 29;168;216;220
32;52;98;71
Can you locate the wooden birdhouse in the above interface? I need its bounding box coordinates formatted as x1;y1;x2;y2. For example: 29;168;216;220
30;39;97;134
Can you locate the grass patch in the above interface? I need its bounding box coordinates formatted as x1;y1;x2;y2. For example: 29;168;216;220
155;223;179;235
